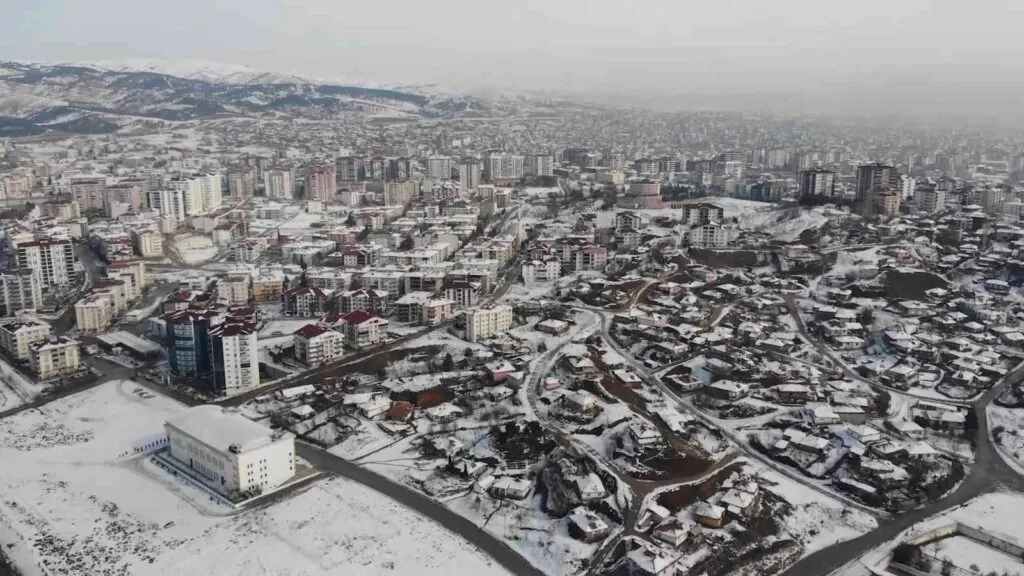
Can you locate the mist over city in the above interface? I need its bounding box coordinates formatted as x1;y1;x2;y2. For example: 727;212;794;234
1;2;1024;576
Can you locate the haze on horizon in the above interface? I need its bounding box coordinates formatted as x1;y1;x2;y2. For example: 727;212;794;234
4;0;1024;121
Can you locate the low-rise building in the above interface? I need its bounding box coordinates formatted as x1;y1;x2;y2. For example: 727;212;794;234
165;405;296;497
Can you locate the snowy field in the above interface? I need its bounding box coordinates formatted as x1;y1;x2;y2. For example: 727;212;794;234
830;491;1024;576
0;355;48;410
0;381;511;576
989;404;1024;475
756;467;878;556
173;234;220;264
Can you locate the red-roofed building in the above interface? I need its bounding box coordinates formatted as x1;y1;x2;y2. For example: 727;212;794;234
281;286;332;317
293;323;345;366
338;310;389;349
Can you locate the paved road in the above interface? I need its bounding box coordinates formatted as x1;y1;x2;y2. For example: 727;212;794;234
778;294;1024;575
297;442;543;576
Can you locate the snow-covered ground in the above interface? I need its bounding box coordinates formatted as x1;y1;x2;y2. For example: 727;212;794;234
830;491;1024;576
173;234;220;264
757;467;878;556
988;404;1024;475
0;381;511;576
0;355;47;409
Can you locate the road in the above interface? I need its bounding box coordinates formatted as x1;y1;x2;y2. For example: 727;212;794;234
778;295;1024;575
587;295;1024;575
297;441;543;576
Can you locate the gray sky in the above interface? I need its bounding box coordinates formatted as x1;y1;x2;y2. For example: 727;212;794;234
4;0;1024;117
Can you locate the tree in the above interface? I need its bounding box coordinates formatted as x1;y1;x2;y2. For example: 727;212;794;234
464;347;474;358
441;353;455;371
874;390;891;416
537;341;548;353
345;212;356;226
357;225;372;241
856;307;874;326
940;558;953;576
399;236;415;251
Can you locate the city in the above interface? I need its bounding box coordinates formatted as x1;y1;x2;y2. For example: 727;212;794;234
1;20;1024;576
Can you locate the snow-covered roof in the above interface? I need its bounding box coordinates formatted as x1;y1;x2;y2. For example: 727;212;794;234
166;405;289;454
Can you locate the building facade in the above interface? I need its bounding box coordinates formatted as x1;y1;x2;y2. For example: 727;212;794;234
466;305;513;342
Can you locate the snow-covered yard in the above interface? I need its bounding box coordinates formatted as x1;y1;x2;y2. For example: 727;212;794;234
173;233;220;264
989;404;1024;475
0;381;511;576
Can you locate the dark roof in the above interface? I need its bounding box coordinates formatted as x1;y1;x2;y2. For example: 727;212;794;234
342;310;377;325
294;324;330;338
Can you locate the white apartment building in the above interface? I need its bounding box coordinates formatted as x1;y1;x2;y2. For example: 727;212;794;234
131;228;164;257
466;304;513;343
521;258;561;285
29;336;81;380
340;311;389;349
165;405;295;496
217;276;251;305
483;153;525;181
147;188;186;222
383;180;419;206
525;154;554;177
0;320;52;360
227;166;256;199
917;189;948;215
16;239;75;288
574;246;608;272
427;156;452;180
0;269;43;313
305;163;336;201
293;324;345;366
689;223;730;248
208;321;260;396
74;293;114;333
171;172;222;214
458;161;481;190
264;169;294;199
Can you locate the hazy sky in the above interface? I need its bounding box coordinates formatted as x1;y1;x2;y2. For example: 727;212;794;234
4;0;1024;117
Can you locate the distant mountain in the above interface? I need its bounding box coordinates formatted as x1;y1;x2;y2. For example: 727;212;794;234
0;60;488;137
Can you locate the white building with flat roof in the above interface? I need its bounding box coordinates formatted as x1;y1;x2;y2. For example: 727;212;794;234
165;405;295;497
466;304;513;342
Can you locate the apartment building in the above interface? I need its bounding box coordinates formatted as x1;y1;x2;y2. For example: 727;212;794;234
466;304;513;343
29;336;81;380
0;320;52;360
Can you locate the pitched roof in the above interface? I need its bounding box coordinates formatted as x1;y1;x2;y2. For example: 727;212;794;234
294;323;330;338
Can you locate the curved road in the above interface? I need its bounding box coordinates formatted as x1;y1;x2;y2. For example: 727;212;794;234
582;298;1024;576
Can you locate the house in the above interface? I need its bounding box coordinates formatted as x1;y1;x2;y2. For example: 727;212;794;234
567;508;610;543
453;458;488;479
888;418;925;440
563;389;599;414
574;472;607;502
807;403;840;425
694;502;726;528
629;422;663;448
705;379;749;400
849;425;881;444
652;519;690;547
490;477;532;500
568;356;598;375
536;318;571;334
425;403;464;423
908;441;939;460
774;383;812;404
359;398;391;419
720;486;761;519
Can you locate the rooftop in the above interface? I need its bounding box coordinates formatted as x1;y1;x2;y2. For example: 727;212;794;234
166;405;291;455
